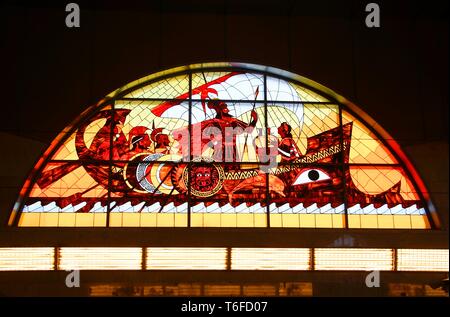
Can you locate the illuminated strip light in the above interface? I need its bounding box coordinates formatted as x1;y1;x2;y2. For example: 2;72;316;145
314;248;394;271
1;248;447;272
397;249;449;272
0;248;54;271
231;248;310;270
147;248;227;270
59;248;142;270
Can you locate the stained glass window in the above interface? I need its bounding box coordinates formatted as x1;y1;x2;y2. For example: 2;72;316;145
9;63;439;229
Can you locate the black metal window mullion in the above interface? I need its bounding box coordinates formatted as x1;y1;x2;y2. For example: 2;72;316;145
187;72;192;228
119;97;335;105
106;102;115;227
264;74;270;228
338;104;349;229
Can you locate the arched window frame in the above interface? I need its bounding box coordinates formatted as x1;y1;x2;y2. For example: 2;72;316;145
8;62;440;229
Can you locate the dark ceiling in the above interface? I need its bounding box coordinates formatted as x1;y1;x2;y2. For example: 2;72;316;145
1;0;448;147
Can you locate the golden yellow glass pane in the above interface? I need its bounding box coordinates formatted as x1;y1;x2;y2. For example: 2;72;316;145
17;213;40;227
269;214;282;227
109;213;122;227
254;214;267;227
75;213;94;227
393;215;412;229
93;214;107;227
342;110;397;164
140;214;157;227
220;214;237;227
347;215;361;228
156;214;176;227
58;213;76;227
200;214;221;227
299;214;315;228
281;214;300;228
410;215;430;229
315;214;333;228
122;213;140;227
174;214;187;227
332;214;345;228
360;215;379;228
29;164;108;199
349;167;419;201
236;214;254;227
377;215;395;228
190;214;203;227
39;213;59;227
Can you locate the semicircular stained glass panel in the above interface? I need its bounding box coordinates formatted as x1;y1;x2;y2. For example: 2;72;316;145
12;67;435;229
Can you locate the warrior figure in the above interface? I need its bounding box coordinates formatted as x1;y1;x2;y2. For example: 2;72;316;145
277;122;301;162
151;122;171;154
202;100;258;163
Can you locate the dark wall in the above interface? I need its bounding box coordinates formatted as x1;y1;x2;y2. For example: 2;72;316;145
0;0;448;228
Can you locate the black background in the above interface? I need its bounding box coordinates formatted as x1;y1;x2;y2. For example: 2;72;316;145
1;0;448;143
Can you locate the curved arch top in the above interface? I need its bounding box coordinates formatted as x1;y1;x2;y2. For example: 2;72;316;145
9;62;440;229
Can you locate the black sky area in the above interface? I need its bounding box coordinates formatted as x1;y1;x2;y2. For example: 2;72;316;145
1;0;448;148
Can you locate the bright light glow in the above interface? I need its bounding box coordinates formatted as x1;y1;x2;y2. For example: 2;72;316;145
231;248;310;270
0;247;54;271
59;248;142;270
397;249;449;272
147;248;227;270
2;247;447;272
314;248;394;271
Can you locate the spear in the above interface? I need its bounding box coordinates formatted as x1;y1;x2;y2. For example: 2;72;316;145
241;86;260;160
